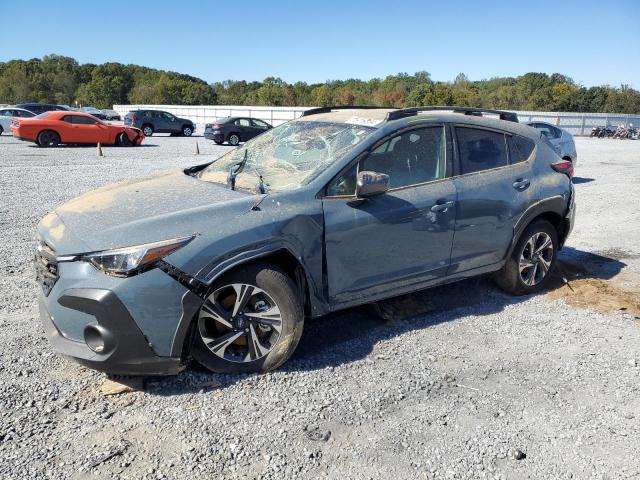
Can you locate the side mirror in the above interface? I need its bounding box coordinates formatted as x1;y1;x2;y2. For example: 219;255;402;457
356;170;389;198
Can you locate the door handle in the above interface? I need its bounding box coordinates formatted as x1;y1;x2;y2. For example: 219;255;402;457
513;178;530;190
430;200;455;212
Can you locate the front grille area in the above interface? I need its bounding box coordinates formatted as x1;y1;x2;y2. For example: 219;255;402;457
34;241;58;296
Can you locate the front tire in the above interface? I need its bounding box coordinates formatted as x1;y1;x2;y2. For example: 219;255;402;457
214;140;223;145
192;263;304;374
117;132;133;147
37;130;60;148
494;220;558;295
228;133;240;146
182;125;193;137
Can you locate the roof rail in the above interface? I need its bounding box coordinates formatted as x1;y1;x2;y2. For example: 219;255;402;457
300;105;390;117
385;106;519;123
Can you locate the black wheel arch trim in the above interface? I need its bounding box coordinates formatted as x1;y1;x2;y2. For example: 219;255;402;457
506;195;569;259
197;241;328;315
161;243;328;358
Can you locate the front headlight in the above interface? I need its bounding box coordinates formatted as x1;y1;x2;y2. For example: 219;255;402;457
81;236;194;276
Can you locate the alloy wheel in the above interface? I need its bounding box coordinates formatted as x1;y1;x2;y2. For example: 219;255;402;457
518;231;554;286
197;283;283;363
143;126;153;136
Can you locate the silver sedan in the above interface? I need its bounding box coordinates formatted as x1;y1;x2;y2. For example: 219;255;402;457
526;121;577;165
0;107;36;135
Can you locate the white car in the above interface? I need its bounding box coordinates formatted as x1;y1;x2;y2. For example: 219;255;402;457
526;121;577;165
0;107;36;135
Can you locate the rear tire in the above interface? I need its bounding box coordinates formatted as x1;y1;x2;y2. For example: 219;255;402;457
228;133;240;146
0;125;4;135
494;220;558;295
192;263;304;374
142;124;154;137
182;125;193;137
37;130;60;148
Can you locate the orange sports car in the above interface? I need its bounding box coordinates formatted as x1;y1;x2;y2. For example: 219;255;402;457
11;111;144;147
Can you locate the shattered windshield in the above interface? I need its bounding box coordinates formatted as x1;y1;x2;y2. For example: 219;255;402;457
198;120;375;193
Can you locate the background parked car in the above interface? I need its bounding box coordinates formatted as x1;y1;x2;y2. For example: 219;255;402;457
14;103;70;115
526;121;577;164
101;109;122;121
11;111;144;147
80;107;107;120
0;107;36;135
204;117;273;145
124;109;195;136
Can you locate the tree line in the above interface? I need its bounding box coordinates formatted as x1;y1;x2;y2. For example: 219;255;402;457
1;55;639;114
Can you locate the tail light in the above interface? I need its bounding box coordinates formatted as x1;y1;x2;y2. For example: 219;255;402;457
213;124;224;129
551;160;574;178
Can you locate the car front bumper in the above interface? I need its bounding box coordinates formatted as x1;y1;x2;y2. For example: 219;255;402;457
39;288;185;375
37;260;203;376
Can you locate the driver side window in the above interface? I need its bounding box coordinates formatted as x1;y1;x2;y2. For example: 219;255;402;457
326;126;447;197
361;126;446;189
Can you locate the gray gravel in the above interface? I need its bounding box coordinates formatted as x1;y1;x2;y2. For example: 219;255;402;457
1;134;639;479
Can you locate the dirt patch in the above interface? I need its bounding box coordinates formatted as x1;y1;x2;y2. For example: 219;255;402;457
547;260;640;317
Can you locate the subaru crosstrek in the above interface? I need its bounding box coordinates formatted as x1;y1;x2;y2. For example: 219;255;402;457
36;106;575;375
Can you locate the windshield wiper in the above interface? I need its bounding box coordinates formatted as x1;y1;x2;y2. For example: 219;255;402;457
227;149;248;190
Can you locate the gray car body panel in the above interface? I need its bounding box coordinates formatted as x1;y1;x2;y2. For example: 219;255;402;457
36;111;573;374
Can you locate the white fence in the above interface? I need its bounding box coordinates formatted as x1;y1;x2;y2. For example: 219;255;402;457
112;104;640;136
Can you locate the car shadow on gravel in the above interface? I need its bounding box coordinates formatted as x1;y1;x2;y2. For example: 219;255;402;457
572;177;595;184
146;247;626;395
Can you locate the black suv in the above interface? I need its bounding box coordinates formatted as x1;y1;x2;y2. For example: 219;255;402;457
15;103;69;115
204;117;273;145
124;110;196;137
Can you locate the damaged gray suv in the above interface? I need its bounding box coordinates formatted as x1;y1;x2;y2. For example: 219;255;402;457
36;106;575;375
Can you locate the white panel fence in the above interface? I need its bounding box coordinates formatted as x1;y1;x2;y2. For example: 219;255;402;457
112;104;640;136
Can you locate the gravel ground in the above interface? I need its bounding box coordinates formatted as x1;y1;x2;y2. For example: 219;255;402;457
1;134;639;479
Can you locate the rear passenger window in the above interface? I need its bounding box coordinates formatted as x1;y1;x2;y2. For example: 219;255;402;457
237;119;251;127
456;127;508;174
509;135;535;163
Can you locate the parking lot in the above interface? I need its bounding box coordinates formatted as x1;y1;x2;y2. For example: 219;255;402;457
0;134;639;479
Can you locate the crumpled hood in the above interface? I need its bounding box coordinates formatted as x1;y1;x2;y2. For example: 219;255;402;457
44;169;254;253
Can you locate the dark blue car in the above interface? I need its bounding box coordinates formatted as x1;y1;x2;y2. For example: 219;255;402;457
36;106;575;375
204;116;272;145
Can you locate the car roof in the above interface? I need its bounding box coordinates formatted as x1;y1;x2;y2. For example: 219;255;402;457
297;109;394;125
294;107;538;139
43;111;97;119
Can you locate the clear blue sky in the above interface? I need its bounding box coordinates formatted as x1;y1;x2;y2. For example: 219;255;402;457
1;0;638;87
